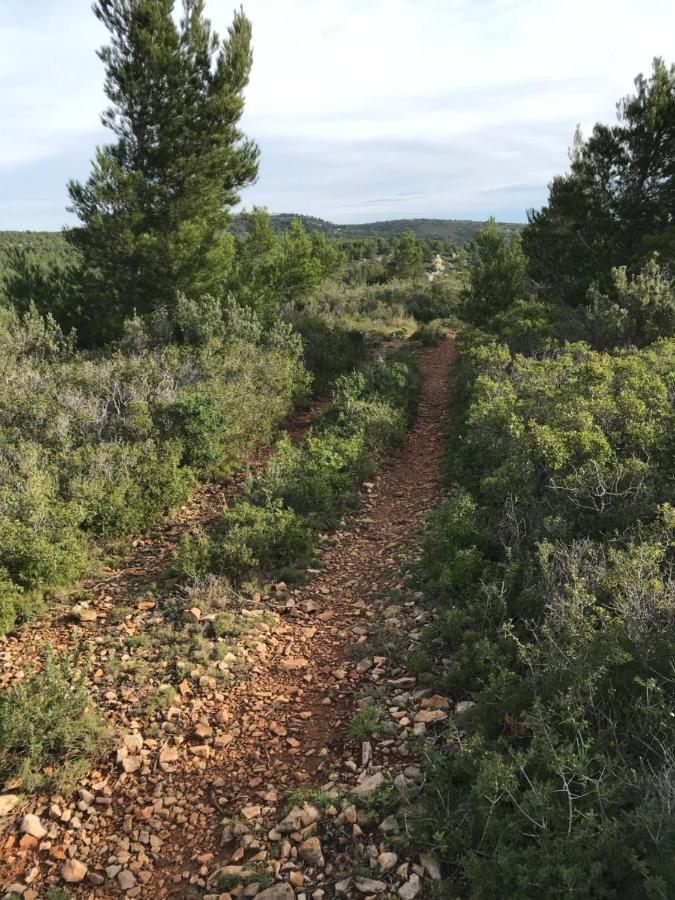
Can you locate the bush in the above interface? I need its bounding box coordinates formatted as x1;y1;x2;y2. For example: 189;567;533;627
0;301;310;632
0;568;27;635
292;314;368;390
0;647;106;791
410;328;675;897
252;430;368;530
175;501;315;581
585;257;675;350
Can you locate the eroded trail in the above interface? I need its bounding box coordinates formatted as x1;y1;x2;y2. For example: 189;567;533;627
1;336;455;899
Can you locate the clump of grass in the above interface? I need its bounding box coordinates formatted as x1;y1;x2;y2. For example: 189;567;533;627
283;785;336;811
0;646;106;792
213;611;245;638
215;868;273;891
45;889;71;900
141;685;177;715
405;646;432;675
345;705;381;742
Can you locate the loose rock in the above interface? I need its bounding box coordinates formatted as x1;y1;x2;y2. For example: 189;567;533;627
62;859;88;883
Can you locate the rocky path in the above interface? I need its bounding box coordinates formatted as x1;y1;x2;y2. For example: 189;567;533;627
1;336;455;900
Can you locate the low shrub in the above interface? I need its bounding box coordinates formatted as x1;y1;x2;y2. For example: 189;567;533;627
0;301;310;632
409;328;675;898
251;430;368;530
175;501;315;582
0;647;106;791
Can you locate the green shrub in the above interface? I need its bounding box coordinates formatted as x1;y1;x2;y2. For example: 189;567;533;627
292;314;368;390
345;706;381;741
68;441;194;536
0;568;27;634
252;430;368;530
0;647;106;791
585;257;675;350
0;301;311;632
410;328;675;898
416;321;448;346
177;501;315;582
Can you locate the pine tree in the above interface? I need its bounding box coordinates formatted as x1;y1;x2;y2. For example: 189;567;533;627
67;0;259;342
389;230;423;279
464;218;526;323
523;58;675;306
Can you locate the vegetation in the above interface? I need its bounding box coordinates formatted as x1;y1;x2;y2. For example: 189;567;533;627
66;1;259;343
409;59;675;900
0;647;106;791
523;58;675;308
230;213;521;243
0;299;308;634
0;0;458;809
4;15;673;900
174;352;420;583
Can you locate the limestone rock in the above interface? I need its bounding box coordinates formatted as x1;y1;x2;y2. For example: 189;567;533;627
351;771;385;798
413;709;447;724
0;794;19;817
117;869;137;891
255;884;295;900
298;836;324;867
20;814;47;839
62;859;88;883
398;874;422;899
378;851;398;872
355;877;386;894
420;853;441;880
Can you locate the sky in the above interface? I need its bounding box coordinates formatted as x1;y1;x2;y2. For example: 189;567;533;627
1;0;674;230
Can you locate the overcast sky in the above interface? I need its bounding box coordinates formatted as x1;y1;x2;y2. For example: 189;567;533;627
1;0;674;230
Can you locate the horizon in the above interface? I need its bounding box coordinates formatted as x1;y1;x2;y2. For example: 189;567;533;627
2;0;674;229
0;212;522;236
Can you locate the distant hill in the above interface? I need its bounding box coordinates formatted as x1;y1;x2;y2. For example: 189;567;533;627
232;215;522;243
0;216;521;257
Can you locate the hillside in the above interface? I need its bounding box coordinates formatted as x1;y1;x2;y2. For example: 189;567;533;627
1;216;521;251
232;213;522;242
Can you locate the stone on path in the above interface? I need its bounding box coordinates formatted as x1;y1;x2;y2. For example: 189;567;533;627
255;884;295;900
398;874;422;899
0;794;19;817
355;877;387;894
117;869;137;890
62;859;88;883
20;815;46;839
298;836;324;867
351;771;385;797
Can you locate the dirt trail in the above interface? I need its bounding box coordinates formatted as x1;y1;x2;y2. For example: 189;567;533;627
0;336;455;899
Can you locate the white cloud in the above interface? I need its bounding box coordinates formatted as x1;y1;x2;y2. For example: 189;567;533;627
1;0;674;227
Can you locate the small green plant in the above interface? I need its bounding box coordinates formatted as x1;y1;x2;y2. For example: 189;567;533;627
213;612;244;638
45;889;71;900
0;646;106;791
283;785;336;811
142;685;177;715
345;705;381;742
405;646;433;676
365;781;399;818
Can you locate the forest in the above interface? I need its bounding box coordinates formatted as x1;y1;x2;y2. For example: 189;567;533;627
0;1;673;899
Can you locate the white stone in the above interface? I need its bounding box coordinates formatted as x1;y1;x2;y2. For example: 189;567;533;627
0;794;19;817
398;874;422;899
20;814;46;839
62;859;88;883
